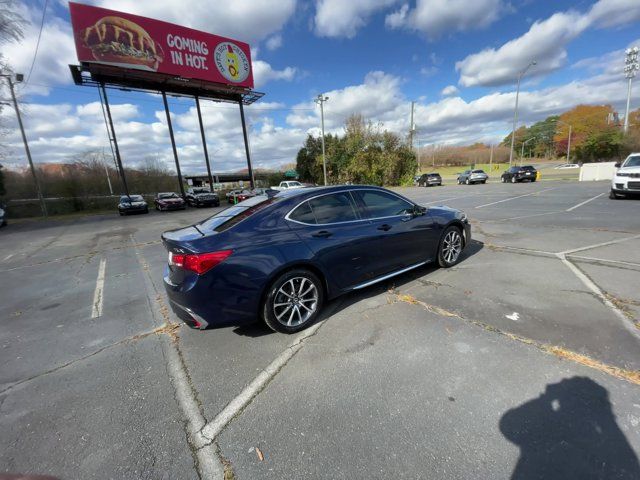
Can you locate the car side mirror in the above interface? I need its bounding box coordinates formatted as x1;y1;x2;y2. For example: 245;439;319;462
614;162;621;168
413;205;427;216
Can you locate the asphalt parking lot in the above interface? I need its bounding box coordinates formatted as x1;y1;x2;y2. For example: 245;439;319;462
1;180;639;479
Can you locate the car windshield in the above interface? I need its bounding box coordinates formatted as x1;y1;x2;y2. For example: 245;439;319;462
158;193;178;199
522;166;536;171
193;189;210;194
121;195;143;202
623;155;640;167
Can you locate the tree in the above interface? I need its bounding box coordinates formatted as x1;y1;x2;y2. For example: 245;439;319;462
554;105;614;160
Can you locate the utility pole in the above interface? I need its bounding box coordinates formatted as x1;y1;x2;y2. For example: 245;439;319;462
566;124;572;162
409;101;415;149
2;73;47;217
623;47;639;134
314;94;329;185
489;144;494;172
509;61;536;168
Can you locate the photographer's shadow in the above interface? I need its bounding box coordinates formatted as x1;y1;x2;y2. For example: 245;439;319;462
500;376;640;479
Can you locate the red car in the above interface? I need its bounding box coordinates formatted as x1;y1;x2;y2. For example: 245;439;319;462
227;189;255;204
155;192;186;211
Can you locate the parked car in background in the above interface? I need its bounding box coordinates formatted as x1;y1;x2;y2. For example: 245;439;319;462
554;163;580;169
0;203;6;227
227;189;255;204
252;188;267;195
270;180;305;190
501;165;538;183
161;185;470;333
458;169;488;185
418;172;443;187
155;192;186;211
186;188;220;207
610;153;640;199
118;195;148;215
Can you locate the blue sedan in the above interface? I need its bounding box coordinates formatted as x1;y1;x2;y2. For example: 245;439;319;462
161;185;471;333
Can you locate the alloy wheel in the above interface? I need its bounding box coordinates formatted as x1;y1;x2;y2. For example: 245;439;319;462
273;277;319;327
442;230;463;264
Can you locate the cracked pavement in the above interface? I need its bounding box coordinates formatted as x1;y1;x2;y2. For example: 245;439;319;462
1;180;639;479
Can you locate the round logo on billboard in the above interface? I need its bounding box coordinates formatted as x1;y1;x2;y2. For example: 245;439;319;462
214;42;250;83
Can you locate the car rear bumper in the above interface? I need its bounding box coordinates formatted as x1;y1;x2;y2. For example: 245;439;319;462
194;199;219;206
162;264;265;329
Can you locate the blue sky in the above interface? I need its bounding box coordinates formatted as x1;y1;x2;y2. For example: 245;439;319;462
2;0;640;173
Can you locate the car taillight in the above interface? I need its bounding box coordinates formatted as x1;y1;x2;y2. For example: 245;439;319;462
169;250;232;275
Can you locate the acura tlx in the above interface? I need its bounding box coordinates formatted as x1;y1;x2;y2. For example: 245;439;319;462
161;185;470;333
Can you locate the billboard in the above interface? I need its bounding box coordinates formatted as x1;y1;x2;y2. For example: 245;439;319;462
69;2;254;89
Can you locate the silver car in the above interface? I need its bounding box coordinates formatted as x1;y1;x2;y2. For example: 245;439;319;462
458;169;488;185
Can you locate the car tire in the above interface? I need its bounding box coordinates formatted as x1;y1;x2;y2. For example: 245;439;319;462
144;207;149;214
263;268;324;334
610;190;624;199
511;176;517;183
481;180;486;184
438;226;464;268
119;211;124;216
501;176;506;183
465;178;470;185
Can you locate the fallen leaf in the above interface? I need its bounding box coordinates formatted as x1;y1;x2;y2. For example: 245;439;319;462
256;447;264;462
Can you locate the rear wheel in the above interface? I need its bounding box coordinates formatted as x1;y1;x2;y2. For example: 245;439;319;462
465;178;470;185
481;180;486;184
438;226;464;268
511;176;517;183
501;176;506;183
263;269;324;333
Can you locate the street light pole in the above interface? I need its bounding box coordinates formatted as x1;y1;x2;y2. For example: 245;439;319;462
2;73;47;217
520;137;536;166
623;47;639;134
314;94;329;185
509;61;536;168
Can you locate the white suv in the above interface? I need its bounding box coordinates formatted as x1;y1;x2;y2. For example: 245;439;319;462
611;153;640;199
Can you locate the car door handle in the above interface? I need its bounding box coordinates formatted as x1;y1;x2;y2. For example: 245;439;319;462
312;230;332;238
377;224;392;231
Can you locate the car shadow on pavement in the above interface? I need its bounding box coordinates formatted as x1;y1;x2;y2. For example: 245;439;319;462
500;376;640;480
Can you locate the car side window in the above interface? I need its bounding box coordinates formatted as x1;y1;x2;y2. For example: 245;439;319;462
355;190;414;219
308;193;358;224
288;201;317;224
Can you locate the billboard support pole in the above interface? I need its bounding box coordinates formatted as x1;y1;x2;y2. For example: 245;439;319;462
195;96;214;191
101;82;129;198
238;97;255;189
162;91;186;198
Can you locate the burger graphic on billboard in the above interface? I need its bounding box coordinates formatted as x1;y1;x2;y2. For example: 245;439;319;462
80;16;164;71
214;42;250;83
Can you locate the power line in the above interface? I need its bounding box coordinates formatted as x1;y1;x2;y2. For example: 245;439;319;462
25;0;49;85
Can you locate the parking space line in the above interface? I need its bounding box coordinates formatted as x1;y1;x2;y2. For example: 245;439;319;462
559;233;640;255
497;211;561;221
423;193;485;205
91;258;106;319
558;254;640;340
566;192;606;212
474;187;557;209
568;255;640;269
3;253;14;262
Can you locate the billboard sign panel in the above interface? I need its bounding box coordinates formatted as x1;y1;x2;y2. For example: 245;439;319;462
69;2;254;89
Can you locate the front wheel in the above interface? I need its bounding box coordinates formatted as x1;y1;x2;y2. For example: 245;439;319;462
263;269;324;333
465;178;470;185
610;190;624;199
511;176;517;183
501;176;506;183
438;226;464;268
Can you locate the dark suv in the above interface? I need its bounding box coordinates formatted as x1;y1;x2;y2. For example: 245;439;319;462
186;188;220;207
418;173;442;187
501;165;537;183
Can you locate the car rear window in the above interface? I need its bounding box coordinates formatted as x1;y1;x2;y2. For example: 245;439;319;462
522;166;536;171
198;196;279;232
472;170;485;173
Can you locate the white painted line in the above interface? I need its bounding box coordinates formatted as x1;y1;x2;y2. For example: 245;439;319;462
498;211;561;221
474;187;556;209
423;193;483;205
567;255;640;268
3;253;14;262
201;320;324;441
91;258;106;319
559;233;640;255
566;192;606;212
558;254;640;340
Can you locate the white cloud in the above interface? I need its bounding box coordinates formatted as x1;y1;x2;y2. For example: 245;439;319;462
441;85;459;96
92;0;297;44
265;34;283;51
386;0;503;39
314;0;400;38
456;0;640;87
252;61;298;88
420;66;438;77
